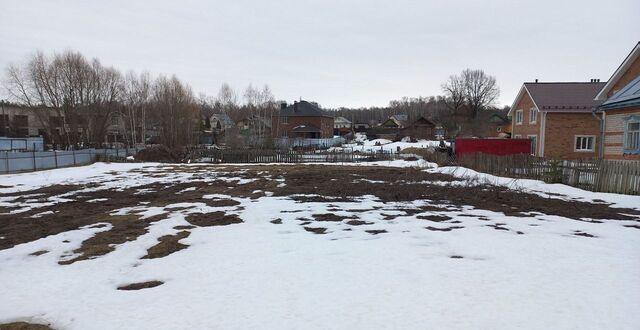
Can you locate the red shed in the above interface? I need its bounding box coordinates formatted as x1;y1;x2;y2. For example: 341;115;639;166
455;138;531;157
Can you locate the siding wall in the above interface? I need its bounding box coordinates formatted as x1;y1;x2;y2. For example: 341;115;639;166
603;107;640;160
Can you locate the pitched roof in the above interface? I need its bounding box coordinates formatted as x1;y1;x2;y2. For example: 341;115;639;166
522;82;606;112
595;42;640;101
280;101;331;117
210;113;234;126
599;75;640;110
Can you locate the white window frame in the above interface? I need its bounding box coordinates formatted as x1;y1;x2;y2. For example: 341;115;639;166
623;115;640;154
574;135;595;152
515;110;523;125
527;134;537;156
529;108;537;124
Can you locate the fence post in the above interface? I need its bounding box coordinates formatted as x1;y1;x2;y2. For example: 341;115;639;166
72;149;76;165
54;150;58;169
4;152;9;174
32;150;36;171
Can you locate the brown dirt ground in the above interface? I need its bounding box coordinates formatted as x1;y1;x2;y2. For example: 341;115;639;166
1;164;638;259
117;280;164;290
0;322;55;330
142;231;191;259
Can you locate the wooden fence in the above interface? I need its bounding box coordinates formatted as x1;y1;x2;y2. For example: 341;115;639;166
190;149;394;164
423;152;640;195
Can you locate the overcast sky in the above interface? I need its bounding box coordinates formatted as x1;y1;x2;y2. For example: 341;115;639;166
1;0;639;108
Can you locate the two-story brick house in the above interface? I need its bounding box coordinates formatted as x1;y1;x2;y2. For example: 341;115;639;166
508;81;605;159
272;101;334;139
594;42;640;160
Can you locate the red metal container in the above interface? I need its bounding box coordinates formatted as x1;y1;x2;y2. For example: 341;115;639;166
455;138;531;157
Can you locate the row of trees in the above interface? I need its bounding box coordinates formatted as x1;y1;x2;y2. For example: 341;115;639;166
3;49;503;147
4;50;199;148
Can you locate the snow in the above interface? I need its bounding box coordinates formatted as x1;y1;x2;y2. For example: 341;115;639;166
332;133;446;154
1;162;639;329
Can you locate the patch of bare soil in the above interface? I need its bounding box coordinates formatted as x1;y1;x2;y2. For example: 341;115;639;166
59;215;158;265
117;280;164;290
417;215;453;222
346;220;373;226
142;231;190;259
312;213;357;222
29;250;48;256
365;229;387;235
304;227;327;234
574;231;597;238
450;255;464;259
270;219;282;224
0;322;55;330
205;199;241;207
425;226;464;232
185;212;242;227
173;225;196;230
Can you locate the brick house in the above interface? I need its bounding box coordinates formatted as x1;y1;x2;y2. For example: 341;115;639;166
508;81;605;159
594;42;640;160
272;101;334;139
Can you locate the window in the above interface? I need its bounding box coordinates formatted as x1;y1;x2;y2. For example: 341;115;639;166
111;115;119;126
529;108;537;124
515;110;523;125
281;116;288;124
575;135;595;152
528;135;537;156
624;116;640;154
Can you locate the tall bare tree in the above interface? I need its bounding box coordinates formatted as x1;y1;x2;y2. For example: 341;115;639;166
461;69;499;118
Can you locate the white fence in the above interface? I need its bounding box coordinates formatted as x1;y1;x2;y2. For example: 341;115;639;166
0;147;143;174
274;137;346;148
0;137;45;152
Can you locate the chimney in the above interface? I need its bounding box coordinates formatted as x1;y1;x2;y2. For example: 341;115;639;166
535;79;538;83
280;102;287;110
293;101;298;112
590;78;600;83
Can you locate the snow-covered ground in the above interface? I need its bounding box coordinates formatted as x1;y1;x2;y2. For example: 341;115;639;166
332;133;445;153
0;162;639;330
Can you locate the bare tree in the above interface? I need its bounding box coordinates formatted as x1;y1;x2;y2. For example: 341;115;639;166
441;74;467;130
150;75;199;148
461;69;499;118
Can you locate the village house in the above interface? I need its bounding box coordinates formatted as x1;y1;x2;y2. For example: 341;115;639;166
594;42;640;160
333;116;352;136
400;117;436;140
508;81;605;159
271;101;334;139
209;113;235;131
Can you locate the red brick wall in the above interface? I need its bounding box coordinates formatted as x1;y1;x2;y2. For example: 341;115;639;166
511;91;541;154
543;112;600;159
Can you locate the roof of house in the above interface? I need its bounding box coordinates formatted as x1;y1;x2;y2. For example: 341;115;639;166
509;82;606;115
280;101;331;118
599;75;640;110
595;42;640;101
406;116;436;127
334;116;352;124
210;113;235;126
292;124;321;133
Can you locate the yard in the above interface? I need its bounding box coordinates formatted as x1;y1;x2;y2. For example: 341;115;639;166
0;161;639;329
